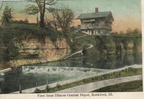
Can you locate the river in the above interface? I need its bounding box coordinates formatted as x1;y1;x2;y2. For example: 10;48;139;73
0;52;142;94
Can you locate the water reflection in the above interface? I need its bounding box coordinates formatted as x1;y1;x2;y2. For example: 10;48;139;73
0;52;142;93
133;52;141;64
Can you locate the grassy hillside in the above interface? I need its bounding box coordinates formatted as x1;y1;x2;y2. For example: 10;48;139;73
92;80;142;92
71;32;141;57
39;67;142;93
0;23;66;69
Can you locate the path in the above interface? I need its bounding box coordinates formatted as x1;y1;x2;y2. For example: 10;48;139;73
64;44;93;59
64;35;93;59
56;75;142;93
11;64;142;94
74;35;87;39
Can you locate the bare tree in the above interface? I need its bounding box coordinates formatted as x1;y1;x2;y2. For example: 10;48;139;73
45;8;60;31
50;7;74;35
25;5;39;24
34;0;57;28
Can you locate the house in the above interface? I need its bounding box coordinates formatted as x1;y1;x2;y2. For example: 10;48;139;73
77;8;114;35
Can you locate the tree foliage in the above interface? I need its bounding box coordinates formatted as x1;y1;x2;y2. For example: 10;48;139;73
33;0;57;28
0;2;3;11
25;5;39;15
49;7;74;36
1;6;13;26
25;5;39;24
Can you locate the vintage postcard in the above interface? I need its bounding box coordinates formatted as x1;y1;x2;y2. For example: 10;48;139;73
0;0;143;98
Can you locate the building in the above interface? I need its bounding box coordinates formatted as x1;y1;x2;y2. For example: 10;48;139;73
77;8;114;35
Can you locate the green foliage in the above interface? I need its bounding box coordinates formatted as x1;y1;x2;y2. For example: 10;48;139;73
11;19;29;24
0;2;3;11
95;36;115;54
40;68;142;93
44;26;64;43
25;5;39;15
1;24;64;61
34;88;42;93
1;6;13;26
2;24;46;45
34;0;57;28
1;24;45;61
82;48;88;56
68;28;142;60
93;80;142;92
25;5;39;24
2;44;19;61
49;6;74;35
2;24;65;45
96;30;141;54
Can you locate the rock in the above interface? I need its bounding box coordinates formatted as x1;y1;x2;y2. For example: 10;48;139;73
10;38;71;67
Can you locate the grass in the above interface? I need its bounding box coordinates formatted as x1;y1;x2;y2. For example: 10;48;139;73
70;35;99;55
0;23;66;63
92;80;143;92
72;34;141;55
74;35;96;45
39;68;142;93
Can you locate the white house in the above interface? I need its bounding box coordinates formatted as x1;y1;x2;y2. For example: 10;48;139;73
78;8;114;35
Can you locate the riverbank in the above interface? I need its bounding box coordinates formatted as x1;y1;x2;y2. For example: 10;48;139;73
0;32;142;72
56;75;142;93
11;64;142;93
93;80;142;92
0;68;11;75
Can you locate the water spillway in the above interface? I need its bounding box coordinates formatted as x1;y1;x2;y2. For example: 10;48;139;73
0;52;142;93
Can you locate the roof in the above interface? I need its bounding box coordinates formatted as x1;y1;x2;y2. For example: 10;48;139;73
78;11;114;20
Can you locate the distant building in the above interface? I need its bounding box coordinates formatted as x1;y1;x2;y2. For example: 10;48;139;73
77;8;114;35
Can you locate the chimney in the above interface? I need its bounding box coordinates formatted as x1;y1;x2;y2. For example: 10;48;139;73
95;8;98;13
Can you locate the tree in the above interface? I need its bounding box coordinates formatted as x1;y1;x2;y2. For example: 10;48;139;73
34;0;57;28
50;7;74;36
46;7;60;31
1;6;13;26
0;2;3;11
126;28;133;34
132;29;140;34
0;2;3;26
25;5;39;24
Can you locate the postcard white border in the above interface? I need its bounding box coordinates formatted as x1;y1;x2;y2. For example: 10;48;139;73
0;0;144;99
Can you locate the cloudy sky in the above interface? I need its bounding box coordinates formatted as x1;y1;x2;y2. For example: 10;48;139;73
0;0;142;32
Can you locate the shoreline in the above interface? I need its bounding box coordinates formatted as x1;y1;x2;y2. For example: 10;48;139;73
0;50;142;74
56;75;142;93
0;39;142;70
0;68;12;75
11;64;142;94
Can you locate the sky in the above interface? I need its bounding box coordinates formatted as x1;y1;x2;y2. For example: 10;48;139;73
0;0;142;32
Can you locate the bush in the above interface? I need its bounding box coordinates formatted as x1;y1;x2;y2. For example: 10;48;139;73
2;24;47;44
34;88;42;93
1;24;65;61
44;27;64;43
2;44;19;61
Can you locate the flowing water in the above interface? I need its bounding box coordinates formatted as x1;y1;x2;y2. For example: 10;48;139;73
0;52;142;93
